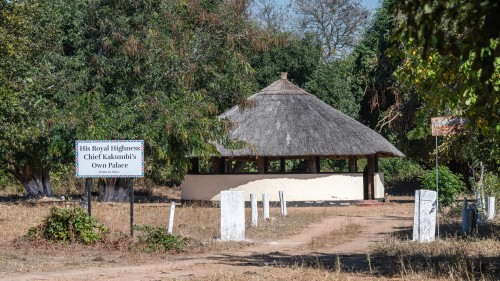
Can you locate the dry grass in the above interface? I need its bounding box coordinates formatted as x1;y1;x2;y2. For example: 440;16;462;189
371;223;500;280
307;218;364;250
0;202;332;275
1;201;498;280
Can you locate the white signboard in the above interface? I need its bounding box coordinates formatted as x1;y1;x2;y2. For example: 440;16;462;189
76;140;144;178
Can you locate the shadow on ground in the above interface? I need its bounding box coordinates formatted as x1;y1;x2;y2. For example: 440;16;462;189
207;222;499;279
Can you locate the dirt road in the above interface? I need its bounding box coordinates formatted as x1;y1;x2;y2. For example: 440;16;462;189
3;204;414;280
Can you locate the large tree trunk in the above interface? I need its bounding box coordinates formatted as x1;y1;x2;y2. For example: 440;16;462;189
9;165;52;197
98;178;131;202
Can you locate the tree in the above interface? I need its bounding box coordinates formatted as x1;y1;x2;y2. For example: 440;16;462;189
304;59;362;119
0;0;83;197
391;0;500;164
71;0;256;200
249;0;292;33
250;33;322;89
294;0;370;60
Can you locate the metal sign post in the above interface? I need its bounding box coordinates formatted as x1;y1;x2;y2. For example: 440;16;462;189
85;178;92;215
435;136;439;238
431;116;466;240
130;178;134;237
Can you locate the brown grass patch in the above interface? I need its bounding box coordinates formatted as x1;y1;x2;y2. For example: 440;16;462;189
371;222;499;280
307;218;364;250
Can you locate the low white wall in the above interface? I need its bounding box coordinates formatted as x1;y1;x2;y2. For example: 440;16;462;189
180;173;385;202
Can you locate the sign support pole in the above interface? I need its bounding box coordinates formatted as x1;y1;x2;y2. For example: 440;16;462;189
435;136;439;238
85;178;92;216
130;178;134;237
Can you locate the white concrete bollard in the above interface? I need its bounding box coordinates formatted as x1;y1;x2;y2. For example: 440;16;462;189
250;194;258;227
461;198;470;234
279;190;287;216
220;191;245;241
262;194;270;220
413;189;437;242
487;197;496;221
167;201;176;234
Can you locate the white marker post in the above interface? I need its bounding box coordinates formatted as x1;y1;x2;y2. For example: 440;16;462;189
220;191;245;241
279;190;287;216
262;194;270;220
487;197;496;221
168;201;176;234
250;194;258;227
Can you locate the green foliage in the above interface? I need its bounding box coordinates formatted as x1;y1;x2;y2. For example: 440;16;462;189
391;0;500;172
250;33;321;89
352;0;400;128
421;166;465;207
0;0;84;196
134;225;190;253
27;206;109;244
378;158;424;183
305;59;362;119
391;0;500;85
71;0;256;184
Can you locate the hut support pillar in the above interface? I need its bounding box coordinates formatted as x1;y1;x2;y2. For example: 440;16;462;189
365;155;376;200
280;159;285;173
256;157;265;174
307;156;319;173
348;156;357;173
212;157;225;174
316;157;321;173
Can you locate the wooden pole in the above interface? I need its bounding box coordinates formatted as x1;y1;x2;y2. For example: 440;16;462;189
280;159;285;173
307;156;317;173
367;155;375;200
315;156;321;173
130;178;134;237
85;178;92;216
256;157;265;174
348;156;357;173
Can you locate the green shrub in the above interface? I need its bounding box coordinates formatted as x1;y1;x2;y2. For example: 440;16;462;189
421;166;465;207
378;158;424;183
26;206;109;244
134;225;190;253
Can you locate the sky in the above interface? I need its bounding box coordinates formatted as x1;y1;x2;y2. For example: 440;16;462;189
360;0;381;11
276;0;381;12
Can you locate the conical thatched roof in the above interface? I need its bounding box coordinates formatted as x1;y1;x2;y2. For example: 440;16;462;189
216;74;404;158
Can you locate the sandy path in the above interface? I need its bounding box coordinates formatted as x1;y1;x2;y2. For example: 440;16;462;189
3;204;414;280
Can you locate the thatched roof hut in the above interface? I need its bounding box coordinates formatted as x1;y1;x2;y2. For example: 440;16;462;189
186;73;404;201
216;73;404;158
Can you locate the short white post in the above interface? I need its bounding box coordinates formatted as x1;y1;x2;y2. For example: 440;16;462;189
262;194;270;220
279;190;287;216
220;191;245;241
251;194;258;227
461;198;470;234
487;197;496;221
167;201;176;234
413;189;437;242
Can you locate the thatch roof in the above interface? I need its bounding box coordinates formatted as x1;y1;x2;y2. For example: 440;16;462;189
216;74;404;158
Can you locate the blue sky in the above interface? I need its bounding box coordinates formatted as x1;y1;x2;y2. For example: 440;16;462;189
276;0;381;12
360;0;381;11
